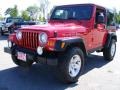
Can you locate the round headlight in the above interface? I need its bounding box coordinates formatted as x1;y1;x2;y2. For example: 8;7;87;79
39;32;48;44
16;31;22;40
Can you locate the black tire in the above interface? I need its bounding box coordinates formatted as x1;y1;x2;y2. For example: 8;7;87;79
0;28;3;36
57;47;84;83
0;30;1;36
103;39;116;61
11;49;33;67
8;28;14;34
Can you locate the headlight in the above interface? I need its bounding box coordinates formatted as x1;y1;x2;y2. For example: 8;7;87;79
39;32;48;44
8;41;12;48
16;31;22;40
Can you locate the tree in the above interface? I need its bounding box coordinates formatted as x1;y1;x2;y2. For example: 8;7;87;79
113;8;120;24
118;11;120;23
21;10;30;21
39;0;50;19
116;11;120;24
27;5;39;20
5;5;18;17
5;8;12;16
0;15;3;20
0;10;3;20
11;5;18;17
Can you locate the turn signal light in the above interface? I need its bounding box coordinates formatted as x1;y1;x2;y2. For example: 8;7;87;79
61;42;65;48
47;41;55;47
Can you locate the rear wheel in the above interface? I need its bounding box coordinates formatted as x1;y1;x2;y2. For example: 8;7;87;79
11;49;33;67
57;47;84;83
103;39;116;61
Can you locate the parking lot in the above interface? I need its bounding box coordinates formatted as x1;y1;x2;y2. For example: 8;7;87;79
0;31;120;90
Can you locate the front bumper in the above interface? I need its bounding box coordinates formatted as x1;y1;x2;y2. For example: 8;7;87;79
2;27;9;32
4;46;58;66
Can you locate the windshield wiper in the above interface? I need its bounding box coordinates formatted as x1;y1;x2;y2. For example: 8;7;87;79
68;17;77;20
51;18;63;20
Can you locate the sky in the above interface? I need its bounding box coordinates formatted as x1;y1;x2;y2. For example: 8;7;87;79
0;0;120;16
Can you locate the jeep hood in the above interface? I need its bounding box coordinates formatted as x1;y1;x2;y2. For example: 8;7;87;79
21;23;87;37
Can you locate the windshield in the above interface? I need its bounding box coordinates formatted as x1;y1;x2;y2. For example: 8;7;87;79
6;18;23;23
50;5;93;20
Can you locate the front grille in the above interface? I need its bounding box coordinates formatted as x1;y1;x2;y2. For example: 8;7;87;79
18;31;39;49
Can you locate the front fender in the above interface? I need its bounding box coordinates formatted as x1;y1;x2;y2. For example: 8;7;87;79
52;37;87;55
8;33;17;44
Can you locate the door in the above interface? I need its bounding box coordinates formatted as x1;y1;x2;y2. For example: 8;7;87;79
93;8;107;48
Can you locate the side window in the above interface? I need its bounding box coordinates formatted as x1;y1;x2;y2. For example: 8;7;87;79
107;11;114;25
107;11;116;30
95;8;106;24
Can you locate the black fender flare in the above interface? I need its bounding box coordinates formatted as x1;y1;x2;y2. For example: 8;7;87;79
54;37;87;55
104;33;117;48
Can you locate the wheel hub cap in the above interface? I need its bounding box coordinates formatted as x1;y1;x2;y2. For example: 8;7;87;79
111;43;116;57
69;55;81;77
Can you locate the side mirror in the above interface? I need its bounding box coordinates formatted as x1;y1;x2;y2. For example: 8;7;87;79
97;15;104;24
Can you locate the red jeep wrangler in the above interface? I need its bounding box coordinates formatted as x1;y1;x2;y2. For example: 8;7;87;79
4;4;117;83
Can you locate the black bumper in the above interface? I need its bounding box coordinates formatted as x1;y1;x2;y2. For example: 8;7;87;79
4;47;58;66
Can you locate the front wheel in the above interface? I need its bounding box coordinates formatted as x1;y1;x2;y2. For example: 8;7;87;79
103;39;116;61
57;47;84;83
